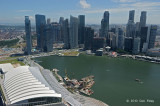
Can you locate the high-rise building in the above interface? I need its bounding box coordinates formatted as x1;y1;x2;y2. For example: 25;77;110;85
117;28;124;50
140;27;148;51
47;18;51;24
124;37;133;52
140;11;147;28
84;27;94;50
78;15;85;44
44;24;53;52
25;16;32;55
126;10;135;38
100;11;109;41
62;19;70;49
59;17;64;25
132;37;140;54
35;14;46;51
148;25;157;49
111;28;116;34
92;37;106;52
51;22;62;43
111;34;117;50
69;15;78;49
135;22;140;37
126;21;135;37
129;10;135;22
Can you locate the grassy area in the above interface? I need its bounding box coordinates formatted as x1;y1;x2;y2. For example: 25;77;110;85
62;51;79;56
0;59;25;66
0;39;19;47
0;84;6;101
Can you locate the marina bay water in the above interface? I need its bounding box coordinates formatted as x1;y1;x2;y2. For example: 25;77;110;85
34;54;160;106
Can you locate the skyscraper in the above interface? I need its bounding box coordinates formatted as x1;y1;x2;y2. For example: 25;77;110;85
117;28;124;50
140;11;147;28
148;25;157;49
35;14;46;51
59;17;64;25
69;15;78;49
100;11;109;40
126;10;135;38
78;15;85;44
62;19;70;49
132;37;140;54
44;24;53;52
84;27;94;50
51;22;62;43
47;18;51;24
140;27;148;51
124;37;133;52
25;16;32;55
129;10;135;22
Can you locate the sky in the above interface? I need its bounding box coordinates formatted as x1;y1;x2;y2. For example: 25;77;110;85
0;0;160;25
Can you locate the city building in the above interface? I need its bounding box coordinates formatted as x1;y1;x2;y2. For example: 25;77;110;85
124;37;133;52
92;37;106;52
140;11;147;28
69;15;78;49
44;24;53;52
140;27;148;51
0;63;62;105
126;21;135;38
59;17;64;25
108;32;117;50
148;25;157;49
62;19;70;49
147;48;160;57
51;22;62;43
129;10;135;22
35;14;46;51
25;16;32;55
132;37;140;54
117;28;124;50
135;22;140;37
47;18;51;24
126;10;135;38
100;11;109;45
84;27;94;50
78;15;85;44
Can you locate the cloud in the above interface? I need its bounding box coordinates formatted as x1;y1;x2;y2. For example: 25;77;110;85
111;0;138;3
85;1;160;14
17;10;33;12
79;0;91;9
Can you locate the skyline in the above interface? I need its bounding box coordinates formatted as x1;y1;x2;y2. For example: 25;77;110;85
0;0;160;25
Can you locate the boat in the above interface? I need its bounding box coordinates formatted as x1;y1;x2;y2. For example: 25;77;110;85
135;79;141;82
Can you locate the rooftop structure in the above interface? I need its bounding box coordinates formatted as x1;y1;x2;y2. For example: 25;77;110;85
0;63;62;105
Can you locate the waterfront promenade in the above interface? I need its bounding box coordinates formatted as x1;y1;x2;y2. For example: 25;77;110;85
27;58;108;106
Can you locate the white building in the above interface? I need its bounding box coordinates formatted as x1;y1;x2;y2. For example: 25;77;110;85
0;63;62;105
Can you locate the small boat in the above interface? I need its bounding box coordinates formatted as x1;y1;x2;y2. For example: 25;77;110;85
135;79;141;82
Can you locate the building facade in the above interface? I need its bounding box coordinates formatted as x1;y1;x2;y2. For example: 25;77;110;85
100;11;109;45
78;15;85;44
25;16;32;55
84;27;94;50
69;16;78;49
62;19;70;49
35;14;46;51
148;25;157;49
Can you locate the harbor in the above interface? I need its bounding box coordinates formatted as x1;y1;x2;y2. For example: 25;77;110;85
52;69;95;96
34;54;160;106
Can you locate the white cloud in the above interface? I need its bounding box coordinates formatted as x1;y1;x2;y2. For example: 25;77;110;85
17;10;33;12
79;0;91;9
83;1;160;24
111;0;138;3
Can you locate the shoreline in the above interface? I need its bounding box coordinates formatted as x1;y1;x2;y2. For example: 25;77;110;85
30;51;160;65
27;57;108;106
